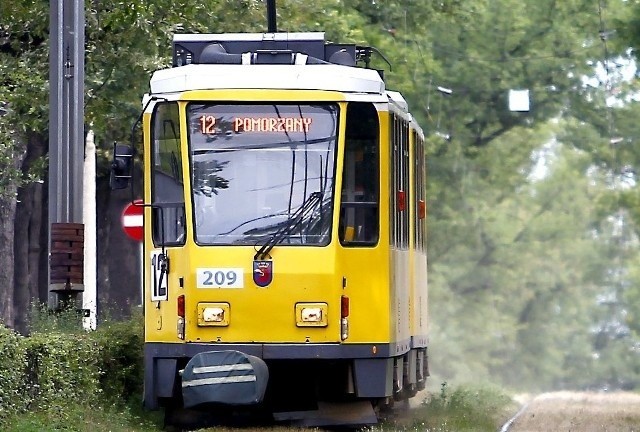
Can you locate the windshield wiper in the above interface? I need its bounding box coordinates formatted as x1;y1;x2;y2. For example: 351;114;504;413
254;192;322;260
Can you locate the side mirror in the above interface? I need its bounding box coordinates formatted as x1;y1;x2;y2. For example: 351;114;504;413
110;143;133;190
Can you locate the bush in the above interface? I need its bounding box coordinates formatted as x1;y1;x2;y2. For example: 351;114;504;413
0;325;101;428
0;325;28;424
23;332;101;408
0;309;148;431
93;311;145;402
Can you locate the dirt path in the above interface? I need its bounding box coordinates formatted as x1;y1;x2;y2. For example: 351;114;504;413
503;391;640;432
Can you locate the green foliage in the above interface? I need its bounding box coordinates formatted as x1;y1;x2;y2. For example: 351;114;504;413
28;303;86;335
28;302;145;400
20;333;101;423
375;383;514;432
4;398;160;432
0;0;49;198
0;325;27;424
92;311;145;401
0;311;150;431
2;0;640;401
417;383;513;431
0;324;101;429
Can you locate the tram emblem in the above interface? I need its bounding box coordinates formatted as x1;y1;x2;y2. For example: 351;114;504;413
253;260;273;287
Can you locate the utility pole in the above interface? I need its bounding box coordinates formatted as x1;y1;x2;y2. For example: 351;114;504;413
266;0;277;33
48;0;85;311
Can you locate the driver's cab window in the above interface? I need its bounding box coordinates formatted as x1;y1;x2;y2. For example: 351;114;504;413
339;102;379;246
151;102;186;245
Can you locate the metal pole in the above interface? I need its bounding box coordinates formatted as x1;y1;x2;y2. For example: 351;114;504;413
48;0;85;309
266;0;277;33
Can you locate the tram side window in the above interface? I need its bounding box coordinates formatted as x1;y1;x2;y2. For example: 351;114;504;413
339;103;379;246
151;102;186;246
414;130;426;251
391;115;409;250
401;120;409;249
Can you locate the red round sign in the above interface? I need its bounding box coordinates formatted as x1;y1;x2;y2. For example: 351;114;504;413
122;199;144;242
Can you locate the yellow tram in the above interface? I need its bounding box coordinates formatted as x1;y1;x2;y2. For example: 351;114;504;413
112;32;428;426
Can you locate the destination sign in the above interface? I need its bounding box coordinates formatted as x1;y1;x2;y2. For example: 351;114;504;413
198;115;313;134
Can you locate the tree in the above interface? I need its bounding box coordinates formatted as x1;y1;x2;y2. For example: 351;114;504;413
0;0;49;329
2;0;639;392
0;0;378;329
356;0;640;389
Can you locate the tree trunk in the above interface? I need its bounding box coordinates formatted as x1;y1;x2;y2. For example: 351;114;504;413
13;132;47;334
0;192;17;328
0;131;26;328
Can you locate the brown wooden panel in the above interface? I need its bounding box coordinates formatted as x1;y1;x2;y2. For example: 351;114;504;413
50;268;83;276
51;233;84;242
51;222;84;231
50;278;68;284
50;252;83;260
52;264;82;272
49;269;83;283
51;228;83;236
49;281;84;291
50;251;83;256
49;223;85;288
50;265;75;271
51;243;83;253
50;257;83;264
49;256;83;266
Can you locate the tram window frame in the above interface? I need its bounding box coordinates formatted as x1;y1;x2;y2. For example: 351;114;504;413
390;116;395;247
413;130;426;252
339;102;380;247
401;119;409;249
151;102;186;247
390;115;397;247
390;113;409;250
187;102;339;246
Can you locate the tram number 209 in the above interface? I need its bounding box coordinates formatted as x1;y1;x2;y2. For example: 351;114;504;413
197;268;244;289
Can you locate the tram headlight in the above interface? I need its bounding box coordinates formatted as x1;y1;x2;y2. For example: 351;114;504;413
197;303;230;326
204;307;225;322
302;307;322;322
295;303;328;327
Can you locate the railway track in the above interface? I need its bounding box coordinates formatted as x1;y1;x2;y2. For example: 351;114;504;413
500;391;640;432
169;390;640;431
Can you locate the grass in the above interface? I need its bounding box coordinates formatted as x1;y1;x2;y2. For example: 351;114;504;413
4;308;513;431
190;383;514;432
4;399;163;432
373;382;515;432
2;383;514;432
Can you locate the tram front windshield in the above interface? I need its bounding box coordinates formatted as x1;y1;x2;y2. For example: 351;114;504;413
188;103;338;246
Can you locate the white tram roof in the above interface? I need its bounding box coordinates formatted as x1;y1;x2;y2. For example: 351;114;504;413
387;90;408;111
173;32;326;43
146;66;423;136
149;63;386;96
